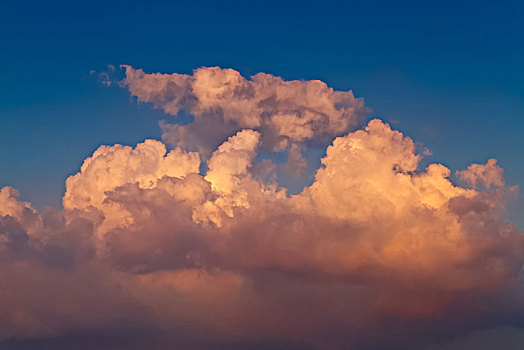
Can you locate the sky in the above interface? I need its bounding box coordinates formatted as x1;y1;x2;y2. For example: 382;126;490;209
1;0;524;349
1;0;523;222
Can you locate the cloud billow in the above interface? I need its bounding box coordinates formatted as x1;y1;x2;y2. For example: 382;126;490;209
0;67;523;349
122;65;368;157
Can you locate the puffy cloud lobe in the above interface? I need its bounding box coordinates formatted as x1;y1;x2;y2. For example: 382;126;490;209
63;139;200;234
1;68;523;349
0;187;42;236
195;129;262;226
122;65;368;158
64;139;200;210
459;158;505;189
0;187;33;219
299;119;471;221
205;129;260;194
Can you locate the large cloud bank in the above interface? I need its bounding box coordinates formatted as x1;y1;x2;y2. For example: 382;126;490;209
1;67;523;349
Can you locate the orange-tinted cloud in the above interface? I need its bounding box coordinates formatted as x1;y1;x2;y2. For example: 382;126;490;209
0;68;523;349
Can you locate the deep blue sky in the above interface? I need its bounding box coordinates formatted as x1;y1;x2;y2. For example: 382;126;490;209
1;0;523;225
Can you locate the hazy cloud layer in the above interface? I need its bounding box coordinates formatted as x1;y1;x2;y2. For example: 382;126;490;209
1;67;523;349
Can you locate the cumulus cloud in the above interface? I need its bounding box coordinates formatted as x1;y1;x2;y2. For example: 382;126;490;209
122;65;368;161
63;139;200;234
1;67;523;349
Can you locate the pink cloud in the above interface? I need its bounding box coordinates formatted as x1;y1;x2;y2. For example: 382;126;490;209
0;67;522;349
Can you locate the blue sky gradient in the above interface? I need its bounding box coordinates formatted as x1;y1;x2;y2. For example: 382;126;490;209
1;0;523;225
